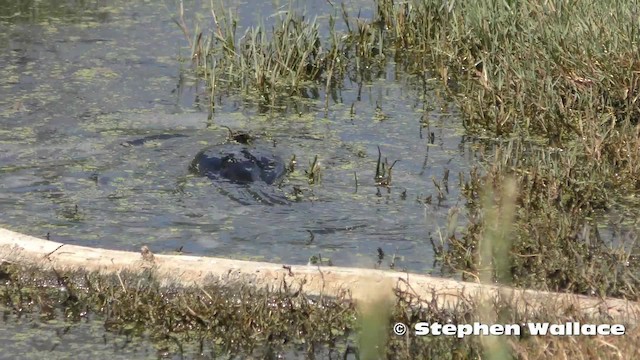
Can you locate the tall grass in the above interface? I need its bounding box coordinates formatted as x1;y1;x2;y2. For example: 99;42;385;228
379;0;640;299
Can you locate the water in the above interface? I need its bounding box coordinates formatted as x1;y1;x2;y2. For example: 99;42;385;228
0;311;162;360
0;0;474;271
0;0;474;357
0;307;349;359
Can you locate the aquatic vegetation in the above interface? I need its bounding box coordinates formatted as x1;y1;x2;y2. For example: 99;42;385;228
1;263;636;359
374;146;398;187
305;154;322;185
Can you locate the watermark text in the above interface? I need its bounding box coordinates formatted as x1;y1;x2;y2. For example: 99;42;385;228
392;322;626;338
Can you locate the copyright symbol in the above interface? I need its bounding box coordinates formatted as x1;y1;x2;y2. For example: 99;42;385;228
393;322;407;336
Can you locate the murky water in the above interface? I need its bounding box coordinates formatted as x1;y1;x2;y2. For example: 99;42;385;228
0;307;351;359
0;309;160;360
0;0;474;357
0;0;474;270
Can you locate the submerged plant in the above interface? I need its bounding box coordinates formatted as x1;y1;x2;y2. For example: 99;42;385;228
374;146;398;187
305;155;322;185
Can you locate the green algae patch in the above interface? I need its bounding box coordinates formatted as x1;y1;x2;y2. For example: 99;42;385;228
73;67;120;82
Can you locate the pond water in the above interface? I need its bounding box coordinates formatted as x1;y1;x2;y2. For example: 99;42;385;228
0;0;474;357
0;0;475;271
0;305;334;359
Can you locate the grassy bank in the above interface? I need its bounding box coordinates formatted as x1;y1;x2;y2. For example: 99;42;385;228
382;0;640;299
